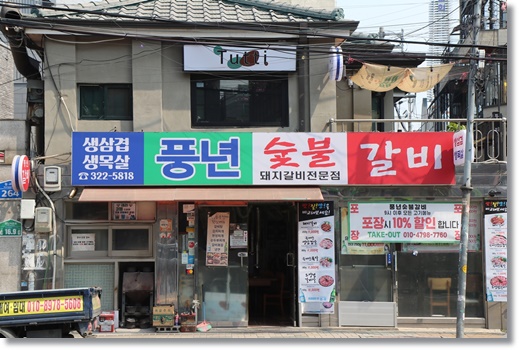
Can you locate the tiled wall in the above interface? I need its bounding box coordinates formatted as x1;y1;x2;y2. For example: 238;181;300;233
64;263;115;311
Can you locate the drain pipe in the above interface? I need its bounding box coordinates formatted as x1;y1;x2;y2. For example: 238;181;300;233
297;23;310;132
0;6;42;80
1;5;44;157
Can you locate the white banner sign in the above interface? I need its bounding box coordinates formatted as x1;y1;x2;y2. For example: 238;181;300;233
184;45;296;71
348;202;462;243
253;133;348;185
402;203;481;252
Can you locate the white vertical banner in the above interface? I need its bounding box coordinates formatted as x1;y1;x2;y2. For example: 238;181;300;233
484;200;507;302
298;202;335;314
453;129;466;166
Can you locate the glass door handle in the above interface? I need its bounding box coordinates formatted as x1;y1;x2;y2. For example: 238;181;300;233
238;252;248;268
286;252;294;267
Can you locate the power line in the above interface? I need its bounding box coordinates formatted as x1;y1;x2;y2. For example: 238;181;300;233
0;1;507;53
0;13;507;55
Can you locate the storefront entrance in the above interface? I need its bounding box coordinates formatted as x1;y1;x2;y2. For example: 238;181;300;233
338;250;396;327
196;203;297;327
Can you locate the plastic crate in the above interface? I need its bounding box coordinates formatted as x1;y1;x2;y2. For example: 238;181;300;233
99;312;115;332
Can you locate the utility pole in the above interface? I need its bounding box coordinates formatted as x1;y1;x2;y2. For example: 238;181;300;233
456;0;481;338
378;27;405;52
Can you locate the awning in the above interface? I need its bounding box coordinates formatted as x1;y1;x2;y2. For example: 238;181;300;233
78;187;323;202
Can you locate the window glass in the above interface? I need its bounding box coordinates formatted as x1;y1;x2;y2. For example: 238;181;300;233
66;202;109;220
66;202;155;221
80;85;103;118
501;61;507;104
371;92;384;131
66;226;152;258
339;254;392;302
112;228;150;251
79;84;132;120
191;74;288;127
68;228;108;257
106;86;132;118
397;252;484;317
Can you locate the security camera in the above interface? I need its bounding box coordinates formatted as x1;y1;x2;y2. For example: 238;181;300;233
488;190;501;197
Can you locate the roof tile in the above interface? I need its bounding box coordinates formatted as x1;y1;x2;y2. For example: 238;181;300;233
34;0;344;23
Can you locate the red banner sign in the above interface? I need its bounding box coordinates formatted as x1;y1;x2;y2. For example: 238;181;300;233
347;132;455;185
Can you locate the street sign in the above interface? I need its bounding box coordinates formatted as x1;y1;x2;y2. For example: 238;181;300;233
0;219;22;237
0;180;22;199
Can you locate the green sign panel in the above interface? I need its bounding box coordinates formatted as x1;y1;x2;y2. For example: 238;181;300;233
0;219;22;237
143;132;253;185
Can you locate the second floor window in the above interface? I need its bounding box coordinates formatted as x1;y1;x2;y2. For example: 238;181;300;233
191;74;289;127
79;84;132;120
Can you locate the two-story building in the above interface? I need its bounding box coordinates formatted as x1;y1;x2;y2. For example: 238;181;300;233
0;0;506;331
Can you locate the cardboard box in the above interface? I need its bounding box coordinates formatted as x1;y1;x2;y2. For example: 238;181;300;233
153;306;175;327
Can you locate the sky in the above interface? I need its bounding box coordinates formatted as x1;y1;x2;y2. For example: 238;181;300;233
338;0;433;51
338;0;445;119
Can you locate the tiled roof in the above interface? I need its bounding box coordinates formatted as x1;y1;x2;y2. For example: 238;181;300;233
32;0;346;23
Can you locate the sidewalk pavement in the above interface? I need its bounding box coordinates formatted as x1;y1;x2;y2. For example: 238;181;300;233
89;325;508;340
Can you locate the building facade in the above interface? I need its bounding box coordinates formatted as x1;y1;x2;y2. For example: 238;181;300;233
0;0;507;331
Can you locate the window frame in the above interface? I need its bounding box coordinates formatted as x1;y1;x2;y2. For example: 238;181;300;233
78;83;133;120
65;201;156;221
66;224;153;259
190;73;289;128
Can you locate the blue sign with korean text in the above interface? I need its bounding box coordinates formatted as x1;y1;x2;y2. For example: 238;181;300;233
0;180;22;199
72;132;145;186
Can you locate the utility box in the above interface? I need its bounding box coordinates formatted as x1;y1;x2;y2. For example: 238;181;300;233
43;166;61;192
152;306;175;327
34;207;52;233
20;199;36;219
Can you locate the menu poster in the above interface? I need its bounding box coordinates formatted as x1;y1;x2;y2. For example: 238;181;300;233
298;201;336;314
484;200;507;302
206;212;230;267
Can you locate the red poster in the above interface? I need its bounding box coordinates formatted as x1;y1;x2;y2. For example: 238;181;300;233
347;132;455;185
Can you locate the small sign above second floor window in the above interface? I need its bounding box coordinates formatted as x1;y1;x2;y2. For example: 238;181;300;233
183;45;296;72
